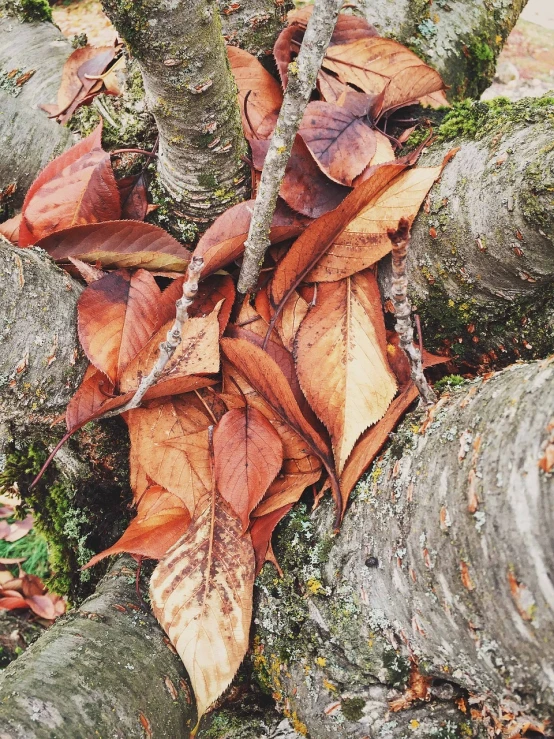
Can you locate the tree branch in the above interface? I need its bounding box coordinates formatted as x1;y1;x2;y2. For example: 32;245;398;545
237;0;343;294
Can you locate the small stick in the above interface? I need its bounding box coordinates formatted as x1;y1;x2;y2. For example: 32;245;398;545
387;218;437;407
237;0;343;294
108;255;204;415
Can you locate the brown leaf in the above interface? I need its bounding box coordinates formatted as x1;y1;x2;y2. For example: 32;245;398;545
221;338;341;517
317;70;376;118
19;123;103;246
194;198;307;277
118;173;149;221
288;8;377;44
386;331;449;388
321;37;445;115
159;274;235;337
299;101;376;186
252;469;321;517
84;484;191;567
127;396;213;513
295;272;397;473
0;214;21;244
67;256;105;284
119;300;221;394
77;269;161;385
250;136;349;219
308;165;444;282
250;503;292;575
214;407;283;531
339;384;418;510
21;150;120;245
270;161;405;311
228;45;283;138
36;220;191;273
150;491;255;721
273;24;304;90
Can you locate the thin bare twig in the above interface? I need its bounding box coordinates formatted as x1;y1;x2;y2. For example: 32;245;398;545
387;217;437;407
237;0;343;294
108;255;204;415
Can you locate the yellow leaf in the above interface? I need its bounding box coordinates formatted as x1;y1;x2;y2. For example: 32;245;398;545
295;271;397;474
150;492;255;724
307;166;443;282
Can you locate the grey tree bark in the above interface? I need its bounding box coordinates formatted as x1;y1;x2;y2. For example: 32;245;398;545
218;0;292;58
101;0;248;224
0;16;73;209
351;0;528;100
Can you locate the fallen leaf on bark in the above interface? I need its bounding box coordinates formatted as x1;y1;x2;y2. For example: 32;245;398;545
214;407;283;531
77;268;161;384
228;46;283;138
307;165;444;282
194;198;307;276
150;491;255;723
295;272;397;473
37;220;191;273
299;101;376;185
84;484;191;567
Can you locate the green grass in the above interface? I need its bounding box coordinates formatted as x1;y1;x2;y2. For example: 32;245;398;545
0;528;50;580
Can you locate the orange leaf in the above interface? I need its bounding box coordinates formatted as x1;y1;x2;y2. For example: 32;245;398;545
295;272;397;474
0;214;21;244
77;269;161;385
19;123;103;246
214;407;283;531
22;150;120;245
252;469;321;518
299;101;376;186
36;220;191;273
159;274;235;336
84;484;191;567
194;198;307;277
250;503;293;575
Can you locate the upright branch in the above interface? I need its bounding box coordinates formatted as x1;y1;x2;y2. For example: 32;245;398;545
237;0;343;294
116;255;204;414
387;218;437;407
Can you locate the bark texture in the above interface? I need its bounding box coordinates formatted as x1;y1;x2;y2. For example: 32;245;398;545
402;97;554;366
351;0;528;100
0;16;73;208
0;556;197;739
218;0;292;58
101;0;248;223
254;358;554;738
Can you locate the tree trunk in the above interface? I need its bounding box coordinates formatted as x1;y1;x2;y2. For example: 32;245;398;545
253;358;554;738
101;0;248;225
400;96;554;368
0;16;73;209
352;0;528;100
218;0;293;58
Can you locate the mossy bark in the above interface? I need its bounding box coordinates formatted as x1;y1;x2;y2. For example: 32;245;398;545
253;359;554;738
351;0;528;100
389;96;554;368
218;0;292;58
101;0;248;227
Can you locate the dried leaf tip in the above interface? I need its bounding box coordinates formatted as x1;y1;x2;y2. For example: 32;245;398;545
387;218;437;408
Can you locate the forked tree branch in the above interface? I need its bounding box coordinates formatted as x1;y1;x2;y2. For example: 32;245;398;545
237;0;343;294
387;217;437;407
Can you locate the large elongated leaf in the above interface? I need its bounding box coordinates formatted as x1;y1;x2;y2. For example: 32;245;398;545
270;162;406;310
77;269;161;384
214;407;283;531
307;165;444;282
228;46;283;138
18;124;103;246
150;492;255;722
36;220;191;273
84;484;191;567
22;150;120;245
250;503;293;574
295;271;397;473
299;101;376;186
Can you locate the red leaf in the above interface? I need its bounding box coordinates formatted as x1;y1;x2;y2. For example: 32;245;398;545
19;123;103;246
214;407;283;531
77;269;161;384
36;220;191;273
159;274;235;336
118;173;149;221
0;595;29;611
21;150;121;245
0;214;21;244
250;503;292;575
194;199;307;277
273;24;304;90
26;594;57;620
